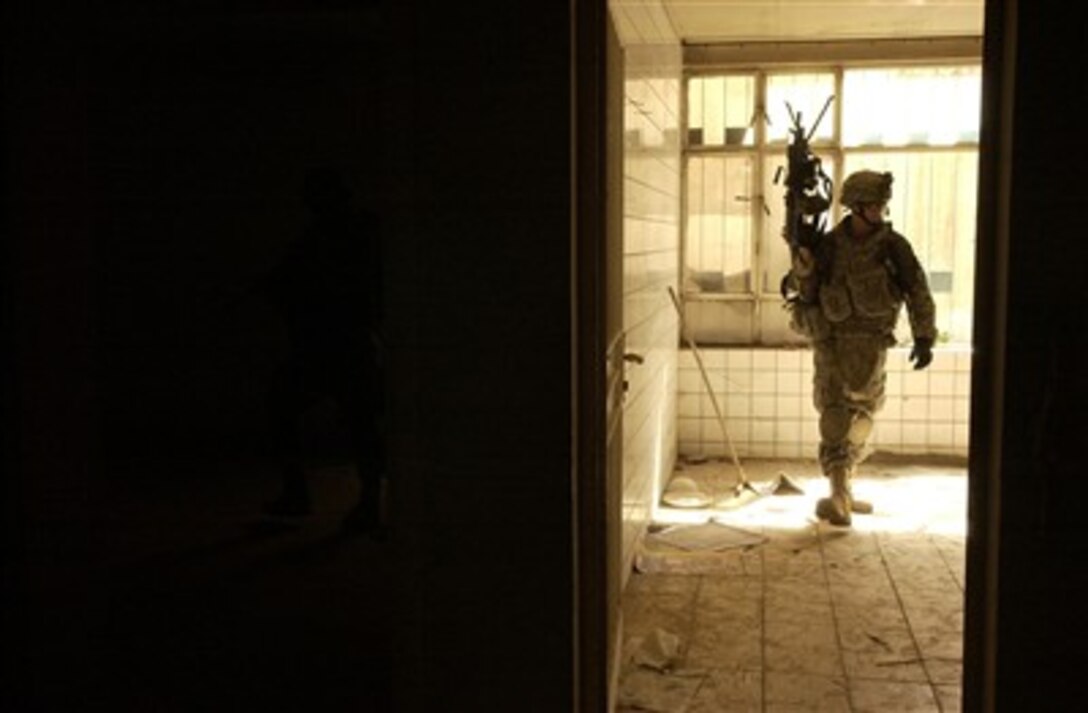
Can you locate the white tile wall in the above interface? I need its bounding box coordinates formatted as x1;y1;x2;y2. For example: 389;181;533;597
677;346;972;461
613;10;682;580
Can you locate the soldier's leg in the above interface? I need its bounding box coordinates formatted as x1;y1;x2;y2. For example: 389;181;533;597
813;340;854;525
832;337;888;518
814;338;886;525
839;334;887;468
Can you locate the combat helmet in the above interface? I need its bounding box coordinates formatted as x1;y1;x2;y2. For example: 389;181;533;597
840;170;893;209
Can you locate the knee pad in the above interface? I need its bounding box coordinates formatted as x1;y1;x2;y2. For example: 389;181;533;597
847;413;873;446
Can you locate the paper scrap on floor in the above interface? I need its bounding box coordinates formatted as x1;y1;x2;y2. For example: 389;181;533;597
647;521;765;551
626;628;682;672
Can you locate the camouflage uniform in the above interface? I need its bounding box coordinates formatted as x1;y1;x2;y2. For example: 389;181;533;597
786;171;936;524
807;220;936;469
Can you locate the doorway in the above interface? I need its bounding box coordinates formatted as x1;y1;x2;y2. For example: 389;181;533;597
579;0;1005;710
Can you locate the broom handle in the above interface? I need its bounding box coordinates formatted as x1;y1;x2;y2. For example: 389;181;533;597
667;287;749;486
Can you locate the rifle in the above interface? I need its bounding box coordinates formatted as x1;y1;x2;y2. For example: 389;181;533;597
776;95;834;302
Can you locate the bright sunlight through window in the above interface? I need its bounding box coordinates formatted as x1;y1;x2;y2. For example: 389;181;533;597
683;64;982;346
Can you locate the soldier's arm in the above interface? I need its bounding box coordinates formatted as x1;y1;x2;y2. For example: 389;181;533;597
888;234;938;342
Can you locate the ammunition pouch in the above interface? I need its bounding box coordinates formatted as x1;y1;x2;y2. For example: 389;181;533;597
819;282;852;323
847;264;900;319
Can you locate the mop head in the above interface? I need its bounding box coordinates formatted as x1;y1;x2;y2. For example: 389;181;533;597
713;483;764;510
714;472;805;509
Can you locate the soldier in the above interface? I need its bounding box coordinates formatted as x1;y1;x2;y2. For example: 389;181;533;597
786;170;936;526
257;166;386;536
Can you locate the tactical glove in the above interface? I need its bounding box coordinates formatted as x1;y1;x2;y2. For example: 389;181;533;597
909;338;934;370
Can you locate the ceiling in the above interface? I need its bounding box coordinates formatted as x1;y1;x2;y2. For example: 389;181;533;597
613;0;986;45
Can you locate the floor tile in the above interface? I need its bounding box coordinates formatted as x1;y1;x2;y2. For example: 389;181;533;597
912;627;964;661
616;667;705;713
694;589;762;624
922;656;963;686
836;612;928;683
934;684;962;712
685;668;762;712
849;679;941;712
763;543;825;580
883;554;960;592
622;592;696;642
842;646;930;684
765;618;843;677
835;604;912;638
935;552;967;592
828;578;900;611
685;610;762;670
764;595;835;628
897;587;964;633
764;671;850;711
628;457;969;712
820;531;880;561
626;572;703;599
765;577;830;605
699;574;763;602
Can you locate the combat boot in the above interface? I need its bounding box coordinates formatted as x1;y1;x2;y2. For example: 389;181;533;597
815;466;873;525
816;467;853;526
844;464;873;514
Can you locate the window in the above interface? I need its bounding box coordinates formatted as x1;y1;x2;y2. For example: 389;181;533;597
682;63;981;346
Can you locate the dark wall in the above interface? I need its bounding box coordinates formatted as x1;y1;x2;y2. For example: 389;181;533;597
984;0;1088;708
5;2;576;711
89;14;383;462
381;5;576;709
8;6;385;468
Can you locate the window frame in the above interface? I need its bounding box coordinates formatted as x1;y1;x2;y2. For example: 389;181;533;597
680;49;983;346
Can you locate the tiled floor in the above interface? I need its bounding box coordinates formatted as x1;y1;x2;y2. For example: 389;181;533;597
618;457;967;713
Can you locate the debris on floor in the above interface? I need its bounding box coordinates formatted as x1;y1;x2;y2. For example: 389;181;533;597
660;475;712;508
616;668;704;713
635;521;766;575
617;628;706;713
623;458;969;709
626;628;682;672
770;470;806;495
646;521;765;552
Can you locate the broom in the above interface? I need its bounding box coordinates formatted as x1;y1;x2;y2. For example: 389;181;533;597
667;286;803;507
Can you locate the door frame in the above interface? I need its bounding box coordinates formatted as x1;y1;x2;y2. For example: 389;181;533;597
574;0;1013;710
963;0;1013;710
572;0;610;710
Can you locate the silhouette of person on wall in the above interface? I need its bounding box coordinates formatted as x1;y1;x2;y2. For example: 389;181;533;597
256;166;386;536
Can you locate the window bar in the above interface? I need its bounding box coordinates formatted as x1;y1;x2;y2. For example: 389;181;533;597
752;70;767;343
